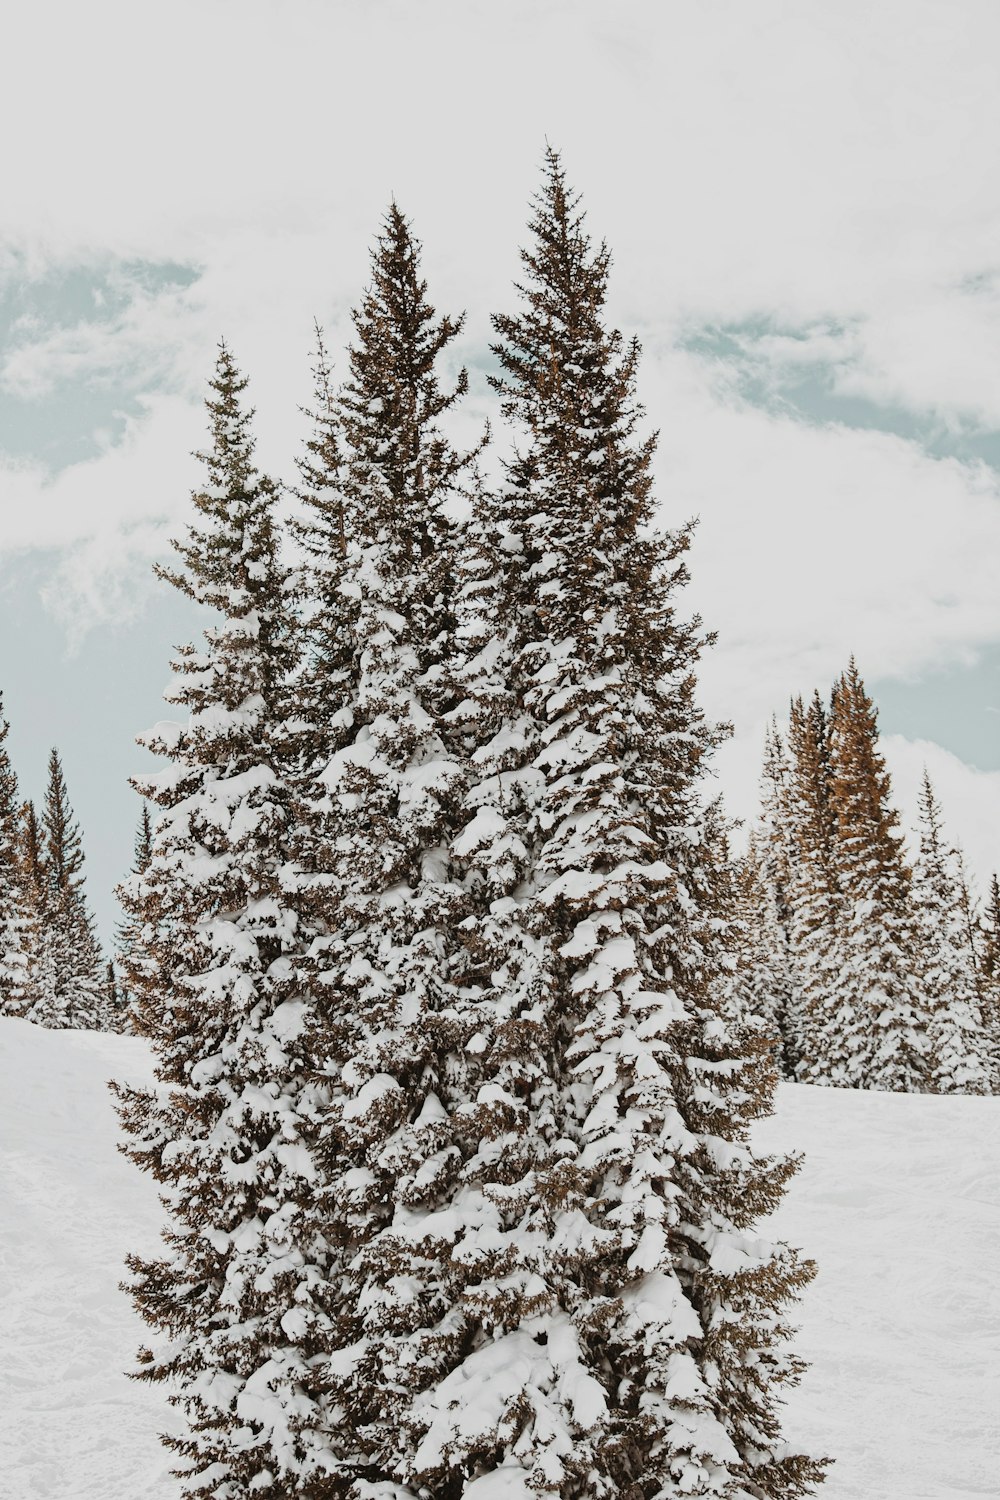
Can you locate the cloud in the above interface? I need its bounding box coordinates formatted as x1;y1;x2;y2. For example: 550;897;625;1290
0;0;998;757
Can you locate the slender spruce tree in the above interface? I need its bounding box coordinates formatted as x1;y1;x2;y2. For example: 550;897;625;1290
976;873;1000;1088
112;802;154;1031
825;661;931;1091
115;345;339;1497
26;748;108;1029
0;699;33;1018
750;720;796;1071
911;773;990;1093
287;322;356;786
783;693;843;1083
727;831;795;1064
290;205;504;1489
394;150;823;1500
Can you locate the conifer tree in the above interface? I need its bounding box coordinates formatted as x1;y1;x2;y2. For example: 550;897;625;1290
115;345;338;1497
749;720;797;1071
977;873;1000;1088
825;661;930;1091
387;150;823;1500
287;323;356;784
0;699;33;1019
112;803;154;1031
17;799;50;1019
911;773;990;1093
727;832;795;1063
289;206;507;1488
783;693;843;1082
982;874;1000;983
25;749;108;1029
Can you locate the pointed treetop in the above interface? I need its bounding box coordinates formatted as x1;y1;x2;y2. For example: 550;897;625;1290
43;748;85;897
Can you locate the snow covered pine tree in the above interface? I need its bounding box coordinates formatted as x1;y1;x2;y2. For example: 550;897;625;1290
0;696;34;1018
911;773;991;1094
22;748;109;1030
115;345;341;1497
825;662;931;1091
399;151;825;1499
112;803;154;1031
782;693;845;1085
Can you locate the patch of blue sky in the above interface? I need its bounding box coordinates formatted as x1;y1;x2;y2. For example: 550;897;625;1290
0;258;198;470
0;555;204;947
683;320;1000;469
683;319;1000;770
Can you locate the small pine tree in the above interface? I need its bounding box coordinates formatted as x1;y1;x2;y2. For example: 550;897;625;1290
0;699;34;1019
750;719;797;1071
112;803;153;1032
18;798;52;1016
27;749;108;1030
115;345;337;1497
728;830;796;1061
287;322;356;785
783;692;844;1082
826;661;930;1091
911;773;990;1093
978;873;1000;1088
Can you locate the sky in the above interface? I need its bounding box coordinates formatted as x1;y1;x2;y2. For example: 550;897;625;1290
1;0;999;945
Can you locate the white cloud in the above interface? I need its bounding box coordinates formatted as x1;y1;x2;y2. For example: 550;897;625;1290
0;0;998;818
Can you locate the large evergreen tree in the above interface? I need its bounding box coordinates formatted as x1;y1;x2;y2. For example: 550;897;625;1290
391;150;822;1500
910;773;990;1093
0;698;33;1019
115;346;339;1497
288;205;504;1488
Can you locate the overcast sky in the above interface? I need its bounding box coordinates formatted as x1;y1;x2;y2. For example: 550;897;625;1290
1;0;999;944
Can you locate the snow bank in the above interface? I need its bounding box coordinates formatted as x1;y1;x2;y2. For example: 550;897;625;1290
756;1082;1000;1499
1;1020;996;1498
0;1018;175;1499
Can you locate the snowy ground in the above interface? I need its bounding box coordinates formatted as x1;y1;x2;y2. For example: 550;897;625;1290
1;1017;997;1499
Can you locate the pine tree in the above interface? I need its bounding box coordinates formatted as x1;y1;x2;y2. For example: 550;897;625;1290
289;205;506;1488
25;749;108;1030
977;873;1000;1088
113;803;154;1031
0;698;33;1019
115;345;338;1497
826;661;930;1091
392;150;823;1500
783;693;843;1083
287;322;356;785
727;831;795;1062
911;773;990;1093
749;720;797;1071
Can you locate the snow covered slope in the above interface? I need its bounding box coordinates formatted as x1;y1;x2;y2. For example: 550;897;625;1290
1;1016;997;1498
0;1018;175;1499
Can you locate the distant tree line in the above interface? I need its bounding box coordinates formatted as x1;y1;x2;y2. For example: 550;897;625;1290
731;662;1000;1093
0;713;121;1029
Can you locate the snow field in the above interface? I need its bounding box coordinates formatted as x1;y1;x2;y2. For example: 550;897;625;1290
756;1083;1000;1498
1;1016;997;1499
0;1019;175;1499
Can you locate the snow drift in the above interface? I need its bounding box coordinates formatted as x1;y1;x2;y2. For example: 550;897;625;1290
0;1016;997;1498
